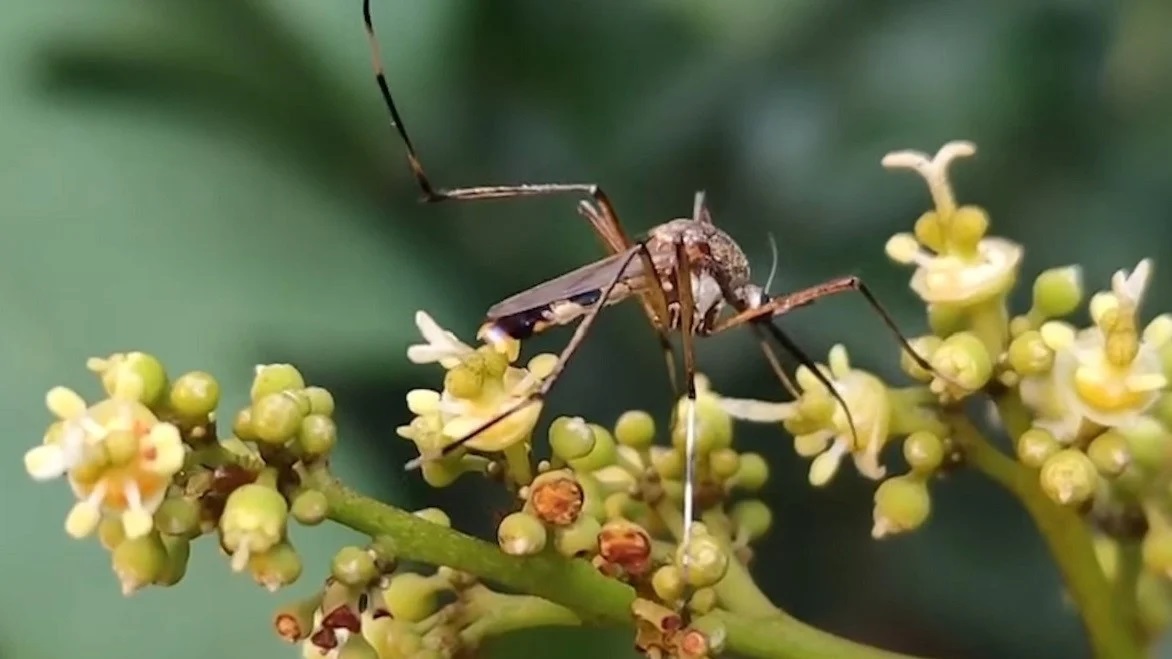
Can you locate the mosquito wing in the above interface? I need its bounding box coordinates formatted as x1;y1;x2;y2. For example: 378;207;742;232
483;245;671;340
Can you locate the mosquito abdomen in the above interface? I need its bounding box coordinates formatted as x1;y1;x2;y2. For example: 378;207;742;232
481;289;606;341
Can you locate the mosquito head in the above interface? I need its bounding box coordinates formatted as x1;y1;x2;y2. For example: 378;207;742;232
736;282;771;311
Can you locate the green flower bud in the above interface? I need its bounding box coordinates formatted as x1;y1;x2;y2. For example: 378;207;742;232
912;212;944;253
651;565;684;603
576;472;605;522
903;431;944;474
732;452;769;492
250;392;305;445
948;206;991;254
674;534;729;588
476;344;509;379
413;507;451;528
567;422;617;472
290;489;329;526
297;413;338;457
1039;449;1098;506
927;303;966;337
420;458;463;488
154;533;191;587
89;351;168;408
219;483;289;571
1017;427;1060;469
688;587;718;615
1122;417;1170;472
332;546;378;587
1006;330;1054;376
730;499;772;542
931;331;993;391
154;497;201;537
1143;526;1172;578
498;511;547;556
302;386;336;417
615;410;656;449
900;336;943;382
549;416;596;463
232;406;258;442
248;541;302;591
443;364;483;399
250;363;306;402
671;395;733;455
708;448;740;481
380;573;441;623
553;515;602;557
1031;266;1083;319
1087;430;1131;477
168;371;220;421
651;447;685;481
112;531;167;595
872;476;931;539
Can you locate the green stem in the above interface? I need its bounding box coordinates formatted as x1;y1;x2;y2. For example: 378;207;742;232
502;441;533;487
308;469;926;659
701;610;933;659
459;586;583;644
966;297;1010;359
310;469;631;624
950;410;1144;659
1113;540;1143;642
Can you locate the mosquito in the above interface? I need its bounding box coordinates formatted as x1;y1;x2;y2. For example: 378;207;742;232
362;0;941;592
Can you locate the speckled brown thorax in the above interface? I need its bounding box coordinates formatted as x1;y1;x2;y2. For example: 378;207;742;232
644;218;752;334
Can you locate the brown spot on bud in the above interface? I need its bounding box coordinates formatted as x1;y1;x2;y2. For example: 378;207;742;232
273;612;307;643
599;520;653;576
530;475;584;526
320;605;362;633
309;627;338;651
678;629;709;658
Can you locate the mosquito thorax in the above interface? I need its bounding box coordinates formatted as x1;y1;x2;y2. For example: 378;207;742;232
646;218;752;333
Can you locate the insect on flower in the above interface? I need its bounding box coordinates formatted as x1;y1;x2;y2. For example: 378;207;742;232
361;0;946;602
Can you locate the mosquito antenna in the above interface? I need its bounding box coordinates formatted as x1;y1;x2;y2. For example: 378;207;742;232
763;232;780;295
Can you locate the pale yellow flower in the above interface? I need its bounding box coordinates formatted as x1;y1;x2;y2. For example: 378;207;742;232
884;141;1023;306
25;388;185;540
400;311;556;467
1022;259;1170;440
715;345;892;486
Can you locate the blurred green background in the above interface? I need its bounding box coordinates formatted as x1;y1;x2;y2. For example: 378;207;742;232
3;1;1171;658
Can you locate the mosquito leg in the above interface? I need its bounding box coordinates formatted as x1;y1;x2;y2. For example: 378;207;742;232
403;244;650;470
713;275;937;374
362;1;637;252
670;238;700;609
577;200;679;399
747;324;802;399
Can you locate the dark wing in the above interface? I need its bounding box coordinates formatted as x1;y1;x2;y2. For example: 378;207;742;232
486;246;669;320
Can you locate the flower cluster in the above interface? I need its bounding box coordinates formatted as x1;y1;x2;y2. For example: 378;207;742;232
25;139;1172;658
24;354;336;596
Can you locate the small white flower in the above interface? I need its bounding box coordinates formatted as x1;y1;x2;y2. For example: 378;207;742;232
714;345;892;486
406;311;476;368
